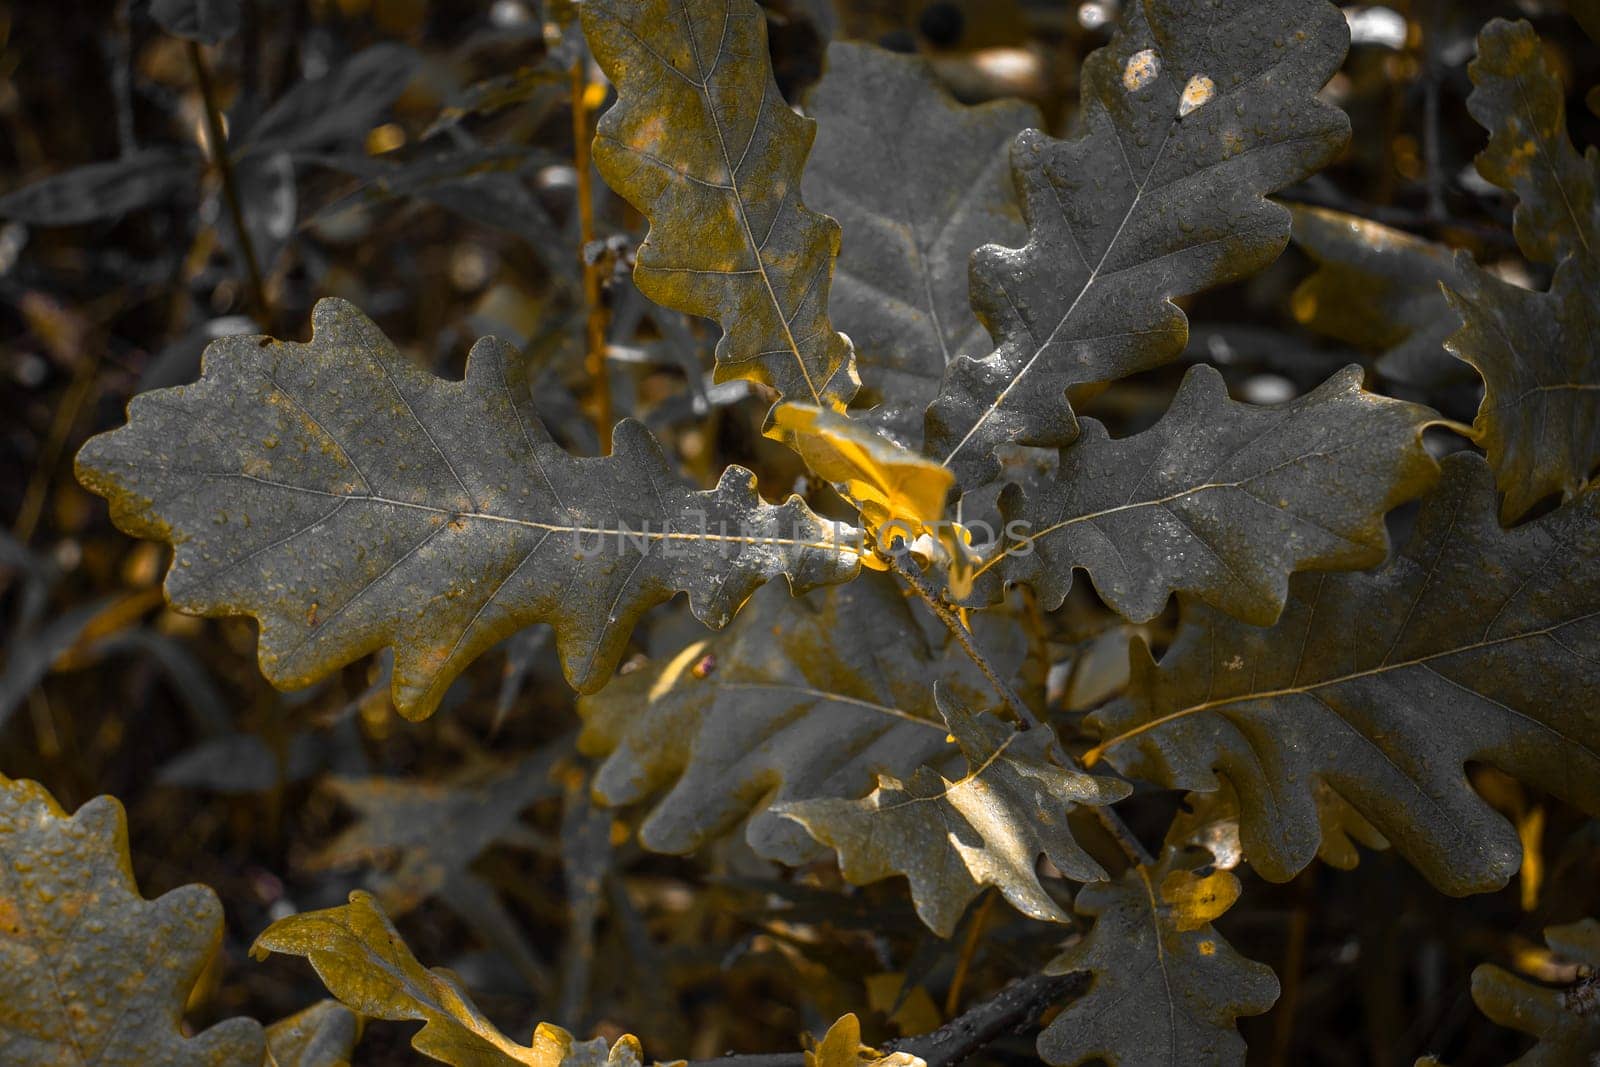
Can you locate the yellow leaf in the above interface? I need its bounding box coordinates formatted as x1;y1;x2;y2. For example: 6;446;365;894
252;890;642;1067
1159;867;1242;933
805;1015;926;1067
772;403;952;540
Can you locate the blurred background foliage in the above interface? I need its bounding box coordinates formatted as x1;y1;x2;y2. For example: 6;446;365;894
2;0;1599;1063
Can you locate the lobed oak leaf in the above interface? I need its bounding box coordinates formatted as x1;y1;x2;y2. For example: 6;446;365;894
582;0;858;409
251;890;642;1067
924;0;1351;488
1086;453;1600;892
1466;20;1597;269
776;689;1129;938
979;363;1439;626
800;41;1039;446
0;773;266;1066
1038;850;1278;1066
577;572;1033;864
74;299;860;721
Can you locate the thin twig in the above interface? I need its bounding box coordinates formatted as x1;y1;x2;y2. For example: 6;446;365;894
1093;807;1155;868
885;543;1039;731
571;56;612;454
945;890;997;1016
188;40;269;318
884;541;1154;869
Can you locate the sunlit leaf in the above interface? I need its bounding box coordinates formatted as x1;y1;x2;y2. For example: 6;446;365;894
251;890;641;1067
1166;778;1387;874
777;689;1129;938
75;298;861;720
1037;851;1278;1066
0;150;193;226
1087;454;1600;891
924;0;1351;487
807;1014;923;1067
578;572;1032;864
1289;204;1474;387
980;363;1438;625
1469;919;1600;1066
583;0;858;409
770;401;954;555
801;41;1038;445
0;773;266;1065
265;1000;359;1067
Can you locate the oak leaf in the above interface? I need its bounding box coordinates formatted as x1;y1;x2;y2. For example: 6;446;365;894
1469;919;1600;1066
1037;851;1278;1066
251;890;641;1067
1087;454;1600;892
777;689;1129;937
0;774;266;1065
1445;19;1600;523
924;0;1351;487
577;572;1033;864
1289;204;1474;387
583;0;858;409
800;42;1038;446
982;363;1438;626
74;299;860;720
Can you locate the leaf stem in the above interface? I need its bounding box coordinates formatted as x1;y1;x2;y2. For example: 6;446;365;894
884;541;1154;869
571;56;612;454
945;890;997;1016
885;543;1039;732
187;40;269;319
1093;806;1155;868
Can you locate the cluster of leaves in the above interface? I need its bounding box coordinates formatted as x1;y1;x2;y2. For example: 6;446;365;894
4;0;1600;1064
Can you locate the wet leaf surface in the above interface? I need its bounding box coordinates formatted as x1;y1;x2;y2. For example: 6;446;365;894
924;0;1351;487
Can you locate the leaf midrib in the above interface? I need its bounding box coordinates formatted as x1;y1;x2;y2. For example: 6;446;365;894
1085;609;1600;764
155;467;857;555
